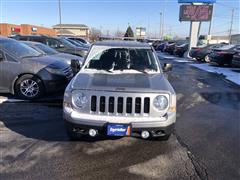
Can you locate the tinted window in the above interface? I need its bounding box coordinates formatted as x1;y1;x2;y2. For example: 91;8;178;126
86;48;158;72
18;36;29;41
30;37;45;43
2;40;41;58
46;38;61;48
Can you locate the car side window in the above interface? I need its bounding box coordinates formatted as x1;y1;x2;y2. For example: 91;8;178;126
18;36;29;41
31;37;45;44
46;39;61;48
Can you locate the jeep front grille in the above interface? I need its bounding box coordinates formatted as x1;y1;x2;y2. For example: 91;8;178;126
90;96;150;115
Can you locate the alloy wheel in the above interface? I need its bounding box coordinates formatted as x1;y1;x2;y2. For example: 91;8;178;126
20;79;39;98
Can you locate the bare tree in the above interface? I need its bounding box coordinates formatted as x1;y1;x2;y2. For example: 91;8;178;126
90;27;101;42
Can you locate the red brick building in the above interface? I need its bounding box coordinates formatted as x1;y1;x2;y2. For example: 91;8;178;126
0;23;56;37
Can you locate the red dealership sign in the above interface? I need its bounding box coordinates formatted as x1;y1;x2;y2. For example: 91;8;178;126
11;27;21;33
179;5;213;21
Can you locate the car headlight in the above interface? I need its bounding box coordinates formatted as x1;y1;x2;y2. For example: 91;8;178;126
153;95;168;110
46;67;64;75
72;91;88;108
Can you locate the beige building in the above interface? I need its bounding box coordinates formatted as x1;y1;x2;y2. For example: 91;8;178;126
52;24;90;39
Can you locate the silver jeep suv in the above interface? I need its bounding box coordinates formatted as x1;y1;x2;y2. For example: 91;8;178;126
63;41;176;140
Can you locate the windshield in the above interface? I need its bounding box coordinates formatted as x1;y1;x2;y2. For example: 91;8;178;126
85;48;159;73
35;43;58;55
2;40;42;58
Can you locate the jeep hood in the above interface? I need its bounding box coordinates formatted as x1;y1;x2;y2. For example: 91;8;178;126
71;73;175;94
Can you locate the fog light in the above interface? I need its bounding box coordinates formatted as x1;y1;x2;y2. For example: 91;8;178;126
89;129;97;137
141;131;150;139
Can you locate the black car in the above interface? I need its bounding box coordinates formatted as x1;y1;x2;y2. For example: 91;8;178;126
164;41;176;55
209;45;239;66
11;35;89;57
0;37;73;100
189;44;226;62
165;40;188;55
174;43;189;57
232;47;240;67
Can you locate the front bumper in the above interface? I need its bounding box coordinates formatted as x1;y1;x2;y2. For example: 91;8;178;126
64;110;176;137
65;119;175;137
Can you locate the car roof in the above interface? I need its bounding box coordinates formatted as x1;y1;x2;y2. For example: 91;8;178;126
0;37;16;43
94;40;151;48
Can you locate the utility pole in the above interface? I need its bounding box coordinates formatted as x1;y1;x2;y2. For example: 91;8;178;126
229;8;234;44
159;12;162;39
162;10;165;39
207;5;214;44
58;0;62;36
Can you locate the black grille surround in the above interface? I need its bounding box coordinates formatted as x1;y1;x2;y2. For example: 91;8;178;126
90;95;150;115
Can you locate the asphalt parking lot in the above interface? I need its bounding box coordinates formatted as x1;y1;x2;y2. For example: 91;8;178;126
0;55;239;180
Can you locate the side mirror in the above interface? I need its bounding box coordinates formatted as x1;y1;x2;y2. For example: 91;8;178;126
59;44;64;48
163;63;172;72
71;59;82;75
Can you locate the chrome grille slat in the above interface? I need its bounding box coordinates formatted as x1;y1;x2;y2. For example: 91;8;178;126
141;97;144;115
132;98;135;115
123;97;126;115
96;96;100;113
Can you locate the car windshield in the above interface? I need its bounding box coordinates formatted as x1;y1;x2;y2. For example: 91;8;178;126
35;43;58;55
85;48;158;73
2;40;42;58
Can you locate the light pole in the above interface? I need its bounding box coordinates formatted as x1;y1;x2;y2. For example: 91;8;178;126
159;12;162;39
58;0;62;36
229;8;234;44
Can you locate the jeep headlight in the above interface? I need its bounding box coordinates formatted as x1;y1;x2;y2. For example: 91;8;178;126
72;91;88;108
153;95;168;110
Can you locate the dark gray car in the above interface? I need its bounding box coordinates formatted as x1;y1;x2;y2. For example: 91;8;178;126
21;41;84;66
0;37;73;100
11;35;89;57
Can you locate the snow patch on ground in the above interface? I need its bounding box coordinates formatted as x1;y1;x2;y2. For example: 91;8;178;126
191;63;240;85
174;59;193;63
0;96;26;104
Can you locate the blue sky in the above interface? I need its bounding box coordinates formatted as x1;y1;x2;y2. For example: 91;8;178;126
0;0;239;38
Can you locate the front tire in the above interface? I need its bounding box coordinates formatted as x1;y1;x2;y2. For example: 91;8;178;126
204;54;210;63
152;133;171;141
15;74;44;100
